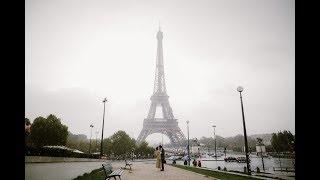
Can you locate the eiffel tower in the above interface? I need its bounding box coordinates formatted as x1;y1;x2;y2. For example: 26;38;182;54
137;28;186;146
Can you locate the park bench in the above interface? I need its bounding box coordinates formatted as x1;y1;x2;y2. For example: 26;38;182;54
102;163;124;180
124;159;132;170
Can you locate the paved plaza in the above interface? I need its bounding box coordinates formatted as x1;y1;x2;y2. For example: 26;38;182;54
25;161;105;180
120;161;215;180
26;159;295;180
25;160;216;180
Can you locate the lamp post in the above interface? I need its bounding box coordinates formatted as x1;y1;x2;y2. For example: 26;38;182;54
89;124;94;154
100;98;107;158
212;125;217;160
237;86;251;175
95;131;99;151
195;138;200;158
131;148;135;161
186;120;190;166
290;140;295;169
257;138;265;171
161;134;163;146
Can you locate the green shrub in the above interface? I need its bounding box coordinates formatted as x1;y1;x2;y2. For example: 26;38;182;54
25;146;100;159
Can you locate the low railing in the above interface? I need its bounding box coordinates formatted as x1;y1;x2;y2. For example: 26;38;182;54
273;167;295;172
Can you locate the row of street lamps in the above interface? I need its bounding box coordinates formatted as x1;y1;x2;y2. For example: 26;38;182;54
185;86;251;175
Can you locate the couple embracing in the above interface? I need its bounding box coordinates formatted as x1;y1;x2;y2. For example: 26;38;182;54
154;145;165;171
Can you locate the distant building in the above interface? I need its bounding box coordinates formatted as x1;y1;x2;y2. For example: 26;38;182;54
191;145;200;154
256;145;266;153
191;143;206;154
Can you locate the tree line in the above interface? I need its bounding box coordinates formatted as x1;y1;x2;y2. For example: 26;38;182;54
25;114;155;159
25;114;295;158
198;131;294;153
271;130;295;153
172;132;294;154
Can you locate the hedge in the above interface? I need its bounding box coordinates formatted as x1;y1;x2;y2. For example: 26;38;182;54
25;146;100;159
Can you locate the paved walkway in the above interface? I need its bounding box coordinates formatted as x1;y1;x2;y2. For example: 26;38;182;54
119;161;215;180
25;161;110;180
26;160;293;180
25;160;215;180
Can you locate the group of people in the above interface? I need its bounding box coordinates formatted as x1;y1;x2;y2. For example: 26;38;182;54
193;159;201;167
153;145;202;171
154;145;165;171
183;159;201;167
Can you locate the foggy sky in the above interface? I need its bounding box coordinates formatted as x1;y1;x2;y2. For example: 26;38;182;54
25;0;294;144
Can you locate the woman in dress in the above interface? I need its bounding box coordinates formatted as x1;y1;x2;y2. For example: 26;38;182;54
154;147;161;169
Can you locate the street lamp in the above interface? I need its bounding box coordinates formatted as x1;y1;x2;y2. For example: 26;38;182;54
161;134;163;146
290;140;295;169
131;148;135;161
100;98;107;158
95;131;99;151
212;125;217;160
257;138;265;171
237;86;251;175
89;124;94;154
186;120;190;166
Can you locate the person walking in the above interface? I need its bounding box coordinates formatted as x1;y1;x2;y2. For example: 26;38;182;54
154;147;161;169
159;145;165;171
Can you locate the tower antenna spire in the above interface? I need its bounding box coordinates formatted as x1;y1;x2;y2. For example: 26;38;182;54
159;20;161;31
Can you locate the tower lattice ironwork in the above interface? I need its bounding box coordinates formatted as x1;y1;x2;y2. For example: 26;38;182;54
137;29;186;146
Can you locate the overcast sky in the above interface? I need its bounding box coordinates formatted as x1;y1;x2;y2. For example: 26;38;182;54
25;0;294;145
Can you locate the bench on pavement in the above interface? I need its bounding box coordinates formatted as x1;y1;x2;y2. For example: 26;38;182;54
124;160;132;170
102;163;124;180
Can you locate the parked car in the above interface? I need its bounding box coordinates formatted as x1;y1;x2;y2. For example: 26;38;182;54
224;157;237;162
168;155;181;161
236;157;250;163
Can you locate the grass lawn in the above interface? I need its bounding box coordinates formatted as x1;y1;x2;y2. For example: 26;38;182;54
73;168;105;180
172;165;261;180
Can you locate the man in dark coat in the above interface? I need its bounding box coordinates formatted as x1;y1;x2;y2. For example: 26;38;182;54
159;145;165;171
